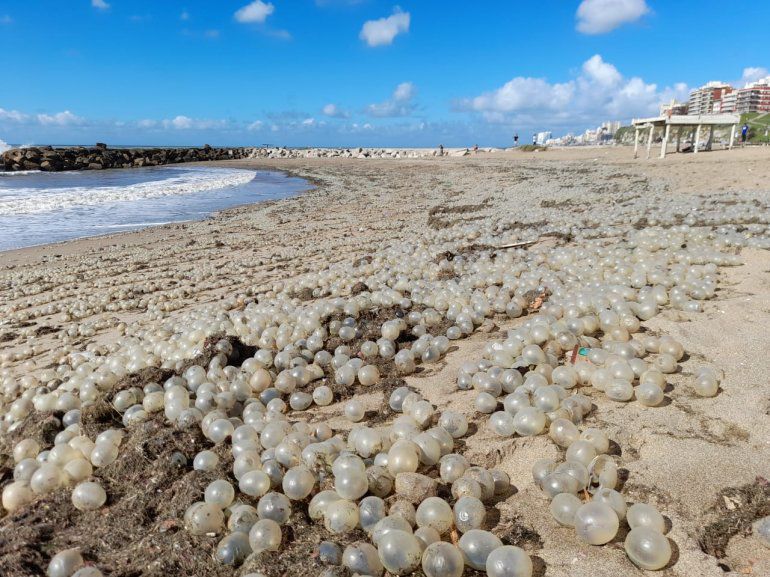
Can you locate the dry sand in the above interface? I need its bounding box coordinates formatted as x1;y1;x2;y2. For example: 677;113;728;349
1;146;769;576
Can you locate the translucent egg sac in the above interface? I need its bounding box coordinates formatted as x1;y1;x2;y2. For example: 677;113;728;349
185;502;225;535
377;529;423;574
550;492;582;527
2;481;35;512
216;532;252;566
343;542;383;576
458;529;503;570
282;466;315;500
421;541;465;577
485;545;533;577
324;499;359;534
249;518;282;553
624;527;672;570
627;503;666;533
71;481;107;511
47;548;84;577
416;497;454;535
453;496;486;533
574;502;619;545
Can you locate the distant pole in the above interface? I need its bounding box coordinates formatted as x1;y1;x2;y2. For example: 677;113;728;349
660;124;671;159
694;124;702;154
729;124;736;149
646;125;654;159
676;127;682;152
707;125;714;151
633;127;640;158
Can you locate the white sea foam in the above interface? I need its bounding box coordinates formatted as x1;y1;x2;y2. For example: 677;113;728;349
0;138;10;154
0;170;42;176
0;167;257;215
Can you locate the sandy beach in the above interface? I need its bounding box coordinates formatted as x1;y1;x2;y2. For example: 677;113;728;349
1;146;769;577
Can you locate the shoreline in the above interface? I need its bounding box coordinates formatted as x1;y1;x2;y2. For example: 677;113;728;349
0;147;769;576
3;144;770;261
0;165;314;256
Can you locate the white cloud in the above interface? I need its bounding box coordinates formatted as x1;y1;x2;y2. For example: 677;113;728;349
322;103;350;118
92;0;110;10
737;66;769;87
367;81;416;117
467;78;574;114
576;0;649;34
302;118;316;126
581;54;622;87
360;8;410;47
248;120;264;131
235;1;274;24
37;110;84;126
460;54;689;126
137;119;158;128
0;108;28;122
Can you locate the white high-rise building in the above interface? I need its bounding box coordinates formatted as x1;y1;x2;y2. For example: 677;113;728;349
687;81;732;115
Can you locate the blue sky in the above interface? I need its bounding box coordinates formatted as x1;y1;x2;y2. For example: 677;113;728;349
0;0;767;147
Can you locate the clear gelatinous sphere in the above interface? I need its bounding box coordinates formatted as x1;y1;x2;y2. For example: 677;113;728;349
574;502;619;545
216;532;252;566
185;502;225;535
377;530;423;575
457;529;503;570
71;481;107;511
485;545;533;577
343;542;383;576
550;492;582;526
453;496;486;533
624;527;672;570
249;518;283;553
47;548;84;577
421;541;465;577
257;492;292;525
627;503;666;533
282;465;316;500
324;499;360;534
416;497;454;535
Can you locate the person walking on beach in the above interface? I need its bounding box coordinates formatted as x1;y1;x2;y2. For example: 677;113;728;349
513;134;519;146
438;144;444;156
741;123;749;145
532;134;537;146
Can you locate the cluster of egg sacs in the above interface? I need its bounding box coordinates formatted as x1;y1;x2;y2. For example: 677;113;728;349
180;382;532;577
533;451;672;570
2;429;116;515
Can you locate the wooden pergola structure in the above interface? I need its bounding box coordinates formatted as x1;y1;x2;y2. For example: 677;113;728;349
631;113;741;159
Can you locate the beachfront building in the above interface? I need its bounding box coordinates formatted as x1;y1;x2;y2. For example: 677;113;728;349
535;131;552;145
734;77;770;113
688;82;733;115
718;92;737;113
660;100;688;116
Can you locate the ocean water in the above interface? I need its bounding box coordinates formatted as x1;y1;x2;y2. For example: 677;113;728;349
0;165;310;251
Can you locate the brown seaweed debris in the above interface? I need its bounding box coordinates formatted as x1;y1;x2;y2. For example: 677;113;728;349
698;477;770;559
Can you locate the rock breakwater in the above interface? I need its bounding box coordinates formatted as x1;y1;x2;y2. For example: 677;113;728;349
1;144;257;172
2;145;481;172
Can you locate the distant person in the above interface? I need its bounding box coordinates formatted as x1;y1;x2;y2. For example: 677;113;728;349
532;134;537;145
439;144;444;156
513;134;519;146
741;123;749;144
473;144;479;153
